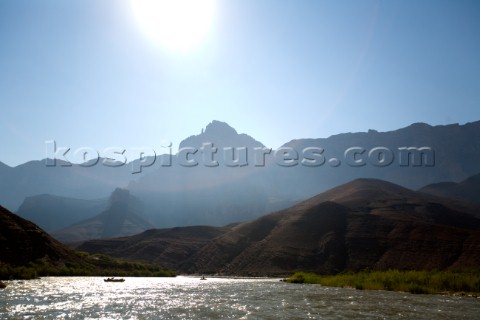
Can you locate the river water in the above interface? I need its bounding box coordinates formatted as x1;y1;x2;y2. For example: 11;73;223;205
0;276;478;319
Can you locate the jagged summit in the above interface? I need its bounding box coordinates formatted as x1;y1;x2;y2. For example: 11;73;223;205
179;120;264;149
203;120;238;137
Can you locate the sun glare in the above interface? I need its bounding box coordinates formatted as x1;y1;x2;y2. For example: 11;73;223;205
131;0;215;51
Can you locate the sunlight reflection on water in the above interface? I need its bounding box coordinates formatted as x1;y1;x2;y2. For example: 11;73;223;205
0;276;479;319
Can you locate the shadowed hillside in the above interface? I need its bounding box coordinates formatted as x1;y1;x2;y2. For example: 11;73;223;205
76;179;480;276
76;225;230;271
0;205;84;267
0;205;175;279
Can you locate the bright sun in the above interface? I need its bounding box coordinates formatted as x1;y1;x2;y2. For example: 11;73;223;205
131;0;215;51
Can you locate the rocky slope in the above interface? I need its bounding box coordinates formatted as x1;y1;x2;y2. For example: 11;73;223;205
0;205;175;279
0;205;85;267
76;179;480;276
187;179;480;275
76;225;230;271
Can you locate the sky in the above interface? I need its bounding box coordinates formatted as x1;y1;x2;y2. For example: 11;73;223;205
0;0;479;166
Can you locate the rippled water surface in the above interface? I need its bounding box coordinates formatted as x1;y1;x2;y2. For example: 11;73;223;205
1;277;479;319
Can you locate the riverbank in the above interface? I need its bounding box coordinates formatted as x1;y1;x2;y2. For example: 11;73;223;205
286;269;480;295
0;252;176;280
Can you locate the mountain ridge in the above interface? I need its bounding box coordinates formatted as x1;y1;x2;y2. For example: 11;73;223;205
7;120;480;231
77;178;480;276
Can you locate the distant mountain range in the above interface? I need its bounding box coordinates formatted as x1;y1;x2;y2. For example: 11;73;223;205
419;173;480;205
0;159;136;212
16;194;107;232
5;120;480;237
53;188;153;244
4;177;479;278
3;120;480;277
77;178;480;276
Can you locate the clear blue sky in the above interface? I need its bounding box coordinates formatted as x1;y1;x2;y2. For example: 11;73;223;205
1;0;479;166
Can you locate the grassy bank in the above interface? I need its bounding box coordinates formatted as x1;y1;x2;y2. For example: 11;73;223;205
286;270;480;295
0;252;176;280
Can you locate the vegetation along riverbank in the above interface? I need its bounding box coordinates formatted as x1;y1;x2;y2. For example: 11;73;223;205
286;269;480;295
0;252;176;280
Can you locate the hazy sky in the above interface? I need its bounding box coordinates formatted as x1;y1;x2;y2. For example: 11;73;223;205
1;0;479;166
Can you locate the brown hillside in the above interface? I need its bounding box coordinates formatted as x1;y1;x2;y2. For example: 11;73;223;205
0;206;84;267
75;179;480;276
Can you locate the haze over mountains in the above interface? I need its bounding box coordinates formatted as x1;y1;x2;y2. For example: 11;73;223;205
3;176;480;276
77;178;480;275
53;188;153;244
2;119;480;275
419;173;480;205
17;195;107;232
4;120;480;241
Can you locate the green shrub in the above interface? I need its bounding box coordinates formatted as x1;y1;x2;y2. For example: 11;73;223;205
1;252;176;280
286;269;480;295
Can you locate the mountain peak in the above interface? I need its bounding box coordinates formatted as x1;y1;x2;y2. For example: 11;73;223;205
300;178;418;209
109;188;130;205
179;120;264;149
203;120;238;137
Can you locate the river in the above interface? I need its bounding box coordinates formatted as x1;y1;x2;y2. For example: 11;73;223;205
0;277;478;319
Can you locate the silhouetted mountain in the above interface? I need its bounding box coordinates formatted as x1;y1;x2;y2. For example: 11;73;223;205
179;120;264;151
130;120;480;228
2;120;480;229
129;120;276;227
419;173;480;205
53;188;153;243
0;205;85;268
0;158;137;212
270;121;480;201
75;179;480;276
16;194;107;232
